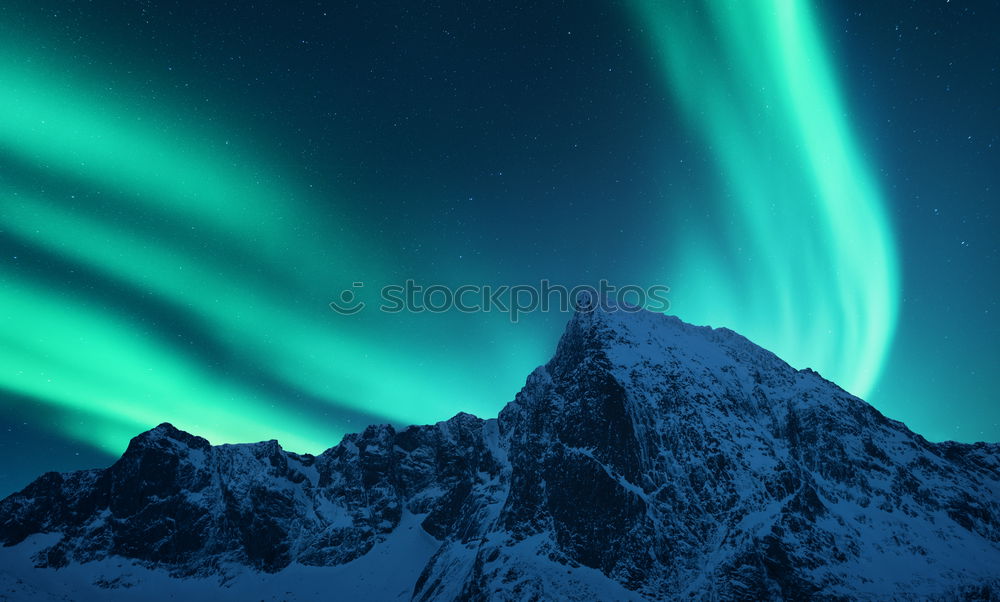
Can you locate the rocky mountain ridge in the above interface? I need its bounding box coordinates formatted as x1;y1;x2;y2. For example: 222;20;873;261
2;307;998;600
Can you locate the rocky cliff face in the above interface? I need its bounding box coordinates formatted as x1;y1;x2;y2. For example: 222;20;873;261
2;308;999;600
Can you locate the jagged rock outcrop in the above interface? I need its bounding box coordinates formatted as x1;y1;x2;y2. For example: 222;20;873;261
2;307;998;600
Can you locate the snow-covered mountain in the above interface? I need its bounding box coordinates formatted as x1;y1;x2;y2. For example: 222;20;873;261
2;307;999;600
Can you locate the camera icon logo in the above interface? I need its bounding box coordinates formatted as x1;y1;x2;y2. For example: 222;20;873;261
330;282;366;315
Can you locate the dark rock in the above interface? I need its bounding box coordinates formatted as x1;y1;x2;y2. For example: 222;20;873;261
2;307;998;599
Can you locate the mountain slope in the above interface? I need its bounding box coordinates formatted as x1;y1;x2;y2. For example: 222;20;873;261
2;307;998;600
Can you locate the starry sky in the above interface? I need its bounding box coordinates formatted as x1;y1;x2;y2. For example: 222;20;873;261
1;0;997;496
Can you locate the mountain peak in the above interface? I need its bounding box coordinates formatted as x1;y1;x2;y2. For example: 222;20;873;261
554;307;797;398
569;304;764;353
2;311;998;599
125;421;212;453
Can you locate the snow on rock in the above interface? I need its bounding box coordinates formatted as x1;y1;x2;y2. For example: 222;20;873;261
2;306;998;600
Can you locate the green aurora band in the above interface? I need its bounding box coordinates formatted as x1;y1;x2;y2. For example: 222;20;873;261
635;0;899;398
0;40;532;455
1;1;899;457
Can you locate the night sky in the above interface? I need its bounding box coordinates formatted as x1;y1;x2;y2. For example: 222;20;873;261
1;0;997;496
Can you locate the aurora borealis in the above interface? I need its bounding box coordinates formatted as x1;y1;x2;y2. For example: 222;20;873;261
633;0;899;400
2;0;998;495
